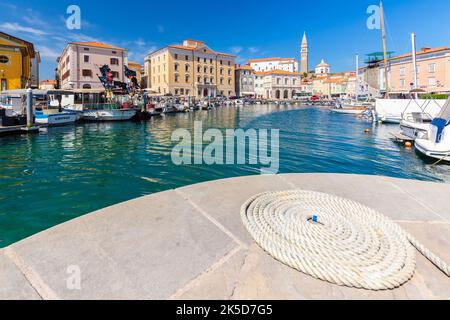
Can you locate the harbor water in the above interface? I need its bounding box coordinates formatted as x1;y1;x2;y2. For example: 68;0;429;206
1;105;449;247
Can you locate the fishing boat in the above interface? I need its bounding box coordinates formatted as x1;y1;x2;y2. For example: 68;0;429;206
61;89;136;121
415;98;450;162
0;89;77;126
330;106;367;115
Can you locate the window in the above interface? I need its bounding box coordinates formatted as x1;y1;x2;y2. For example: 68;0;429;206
204;66;207;73
111;71;119;79
175;54;178;59
174;63;179;72
82;84;91;89
186;89;190;96
204;58;207;63
185;74;190;82
0;55;9;64
429;63;436;73
400;67;406;76
197;76;201;83
185;55;189;61
175;74;179;82
399;79;405;88
228;61;231;66
210;77;214;84
82;69;92;77
210;59;213;64
210;67;213;74
228;78;231;85
197;65;201;73
112;51;117;54
428;77;436;87
228;69;231;75
220;68;223;75
83;48;89;51
277;78;281;85
175;88;179;95
285;78;289;85
185;64;190;72
84;55;89;63
111;58;119;65
220;60;223;65
197;57;200;62
180;89;184;95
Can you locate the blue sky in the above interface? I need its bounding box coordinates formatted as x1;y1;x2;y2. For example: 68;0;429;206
1;0;450;80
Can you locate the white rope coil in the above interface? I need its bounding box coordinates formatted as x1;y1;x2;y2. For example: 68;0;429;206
241;190;450;291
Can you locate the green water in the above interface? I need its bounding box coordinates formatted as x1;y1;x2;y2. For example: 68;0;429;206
1;105;449;247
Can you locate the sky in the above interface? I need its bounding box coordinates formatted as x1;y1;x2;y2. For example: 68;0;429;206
1;0;450;80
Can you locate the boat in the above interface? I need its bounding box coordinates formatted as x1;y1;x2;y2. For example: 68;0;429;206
0;89;77;126
415;97;450;162
399;97;443;140
61;89;136;121
330;107;367;115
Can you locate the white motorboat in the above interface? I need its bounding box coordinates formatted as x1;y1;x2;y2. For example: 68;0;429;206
330;106;367;115
61;89;136;121
415;98;450;162
398;96;444;140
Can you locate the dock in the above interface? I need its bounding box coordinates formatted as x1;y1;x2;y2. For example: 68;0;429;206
1;173;449;300
390;131;415;143
0;125;40;135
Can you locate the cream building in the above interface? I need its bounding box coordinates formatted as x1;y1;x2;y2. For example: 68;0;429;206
248;57;298;73
254;69;302;100
57;41;128;89
144;39;236;98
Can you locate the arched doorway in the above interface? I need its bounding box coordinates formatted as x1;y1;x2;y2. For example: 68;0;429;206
275;90;281;99
283;90;289;99
203;88;209;97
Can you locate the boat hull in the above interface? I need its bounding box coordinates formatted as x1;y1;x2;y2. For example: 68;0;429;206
82;109;136;121
400;121;430;140
35;112;77;126
415;139;450;162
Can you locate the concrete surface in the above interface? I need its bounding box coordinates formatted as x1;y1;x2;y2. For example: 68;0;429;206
1;173;449;300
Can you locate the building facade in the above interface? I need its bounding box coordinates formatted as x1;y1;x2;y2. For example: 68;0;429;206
235;65;255;97
248;57;298;73
254;69;302;100
144;39;236;98
57;41;128;89
380;46;450;95
0;32;39;90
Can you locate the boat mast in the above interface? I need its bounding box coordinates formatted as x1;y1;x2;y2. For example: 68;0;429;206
411;32;419;92
380;0;390;99
355;53;359;101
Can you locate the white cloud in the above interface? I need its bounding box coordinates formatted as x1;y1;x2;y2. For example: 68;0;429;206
230;46;243;54
37;45;60;59
0;22;48;36
248;47;259;54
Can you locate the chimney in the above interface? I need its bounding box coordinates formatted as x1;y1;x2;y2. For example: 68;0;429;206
421;47;432;52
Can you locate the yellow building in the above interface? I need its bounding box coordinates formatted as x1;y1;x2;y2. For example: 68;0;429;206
144;39;236;98
0;32;38;91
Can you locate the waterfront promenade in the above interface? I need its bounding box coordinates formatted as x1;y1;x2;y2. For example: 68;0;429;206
1;173;450;300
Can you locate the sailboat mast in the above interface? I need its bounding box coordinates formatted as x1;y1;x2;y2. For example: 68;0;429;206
355;54;359;100
411;32;418;91
380;0;390;98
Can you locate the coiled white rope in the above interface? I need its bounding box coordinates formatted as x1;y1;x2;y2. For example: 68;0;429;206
241;190;450;291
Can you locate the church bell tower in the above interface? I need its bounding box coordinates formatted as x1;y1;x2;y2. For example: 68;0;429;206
301;32;309;74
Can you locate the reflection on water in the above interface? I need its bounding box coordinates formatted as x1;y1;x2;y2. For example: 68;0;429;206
0;105;449;247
